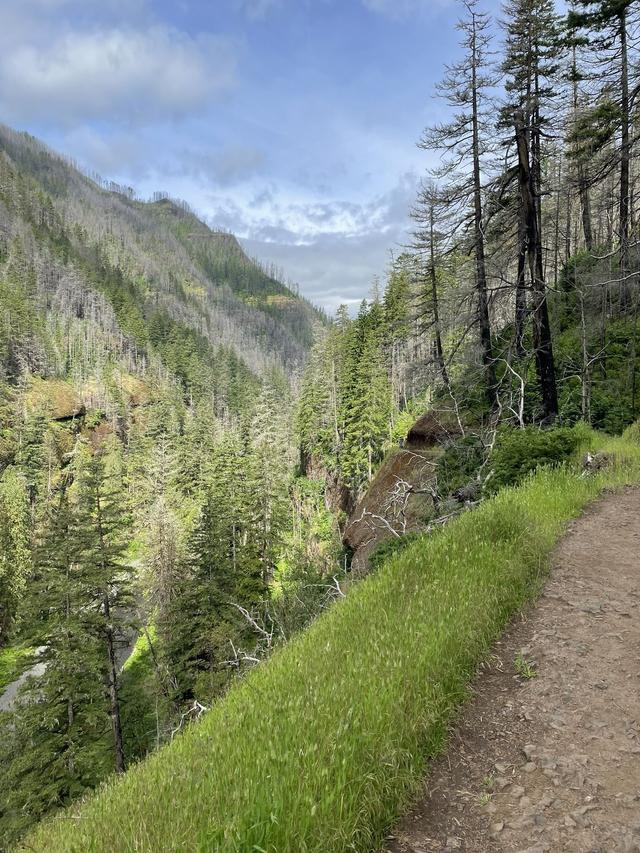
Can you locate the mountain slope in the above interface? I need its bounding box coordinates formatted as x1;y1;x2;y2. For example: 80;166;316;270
0;124;322;394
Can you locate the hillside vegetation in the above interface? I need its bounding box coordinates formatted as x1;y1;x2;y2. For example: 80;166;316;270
22;425;640;851
2;0;640;846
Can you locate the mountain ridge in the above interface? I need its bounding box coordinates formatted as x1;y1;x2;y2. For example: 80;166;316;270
0;124;323;395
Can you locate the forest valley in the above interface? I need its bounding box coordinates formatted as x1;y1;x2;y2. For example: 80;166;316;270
0;0;639;847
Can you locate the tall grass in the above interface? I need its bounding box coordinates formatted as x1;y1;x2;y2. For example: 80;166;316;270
22;429;640;852
0;644;33;694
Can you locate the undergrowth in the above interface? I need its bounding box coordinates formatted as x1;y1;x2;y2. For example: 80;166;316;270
0;645;34;694
22;425;640;852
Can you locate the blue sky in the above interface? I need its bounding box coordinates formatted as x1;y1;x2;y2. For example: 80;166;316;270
1;0;501;312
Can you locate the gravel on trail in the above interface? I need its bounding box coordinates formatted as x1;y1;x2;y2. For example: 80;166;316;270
386;487;640;853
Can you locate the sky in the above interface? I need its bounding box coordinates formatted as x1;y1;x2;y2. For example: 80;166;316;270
0;0;501;314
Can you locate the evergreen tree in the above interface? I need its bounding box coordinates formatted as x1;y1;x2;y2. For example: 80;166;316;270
73;442;133;773
0;490;109;848
420;0;499;409
501;0;561;420
0;467;32;644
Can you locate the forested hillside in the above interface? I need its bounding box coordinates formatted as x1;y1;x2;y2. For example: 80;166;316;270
298;0;640;516
1;0;640;849
0;126;335;846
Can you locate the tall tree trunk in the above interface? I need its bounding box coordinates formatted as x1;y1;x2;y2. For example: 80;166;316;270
578;167;594;251
95;489;126;775
619;7;630;311
515;214;528;357
571;50;594;252
471;15;498;410
104;593;126;774
429;205;450;390
514;109;559;422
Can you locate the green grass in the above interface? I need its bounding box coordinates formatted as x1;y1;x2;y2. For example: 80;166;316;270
0;644;34;693
22;427;640;852
120;629;164;763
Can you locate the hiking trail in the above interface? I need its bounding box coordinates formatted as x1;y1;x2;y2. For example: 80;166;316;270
386;487;640;853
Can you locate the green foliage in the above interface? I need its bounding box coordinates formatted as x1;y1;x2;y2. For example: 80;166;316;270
0;467;32;644
436;435;485;497
368;532;422;572
119;630;166;763
514;653;537;679
487;424;589;492
0;643;34;691
553;316;640;434
23;428;640;853
0;443;137;847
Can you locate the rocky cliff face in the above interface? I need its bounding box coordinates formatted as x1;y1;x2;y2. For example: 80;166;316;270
343;409;464;574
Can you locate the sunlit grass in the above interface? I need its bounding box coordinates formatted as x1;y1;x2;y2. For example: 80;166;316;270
0;644;34;694
22;427;640;852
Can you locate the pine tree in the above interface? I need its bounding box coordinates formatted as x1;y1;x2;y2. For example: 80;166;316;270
165;435;266;703
0;490;110;848
502;0;561;420
420;0;499;410
0;467;31;643
568;0;637;307
73;442;133;773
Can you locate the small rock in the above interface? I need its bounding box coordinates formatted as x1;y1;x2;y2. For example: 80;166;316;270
523;762;537;773
564;815;577;828
495;776;511;791
490;821;504;836
495;762;510;773
445;837;462;851
523;744;537;761
520;796;532;809
512;785;526;797
510;817;534;831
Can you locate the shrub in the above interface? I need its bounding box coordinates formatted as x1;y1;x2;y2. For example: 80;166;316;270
487;424;588;493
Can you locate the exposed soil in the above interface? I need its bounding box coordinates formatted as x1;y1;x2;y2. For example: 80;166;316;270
386;487;640;853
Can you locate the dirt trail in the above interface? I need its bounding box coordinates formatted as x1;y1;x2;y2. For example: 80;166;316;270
386;488;640;853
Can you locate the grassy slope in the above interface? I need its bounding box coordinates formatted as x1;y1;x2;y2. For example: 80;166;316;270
0;645;34;694
22;427;640;853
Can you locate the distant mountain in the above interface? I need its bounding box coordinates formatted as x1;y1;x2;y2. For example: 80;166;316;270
0;124;323;402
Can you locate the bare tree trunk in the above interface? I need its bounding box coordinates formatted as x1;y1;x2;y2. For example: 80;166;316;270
514;109;559;422
578;288;591;423
619;7;630;311
104;594;126;774
429;205;451;390
515;215;527;357
95;489;126;775
471;15;498;410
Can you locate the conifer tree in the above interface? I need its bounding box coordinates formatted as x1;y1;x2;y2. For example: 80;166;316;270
73;442;133;773
420;0;499;409
0;490;109;848
0;467;31;643
502;0;561;420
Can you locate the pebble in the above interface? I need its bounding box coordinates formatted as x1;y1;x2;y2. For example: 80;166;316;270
445;837;462;850
523;762;537;773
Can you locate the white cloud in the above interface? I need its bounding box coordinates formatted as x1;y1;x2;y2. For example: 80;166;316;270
201;174;419;312
0;27;237;126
